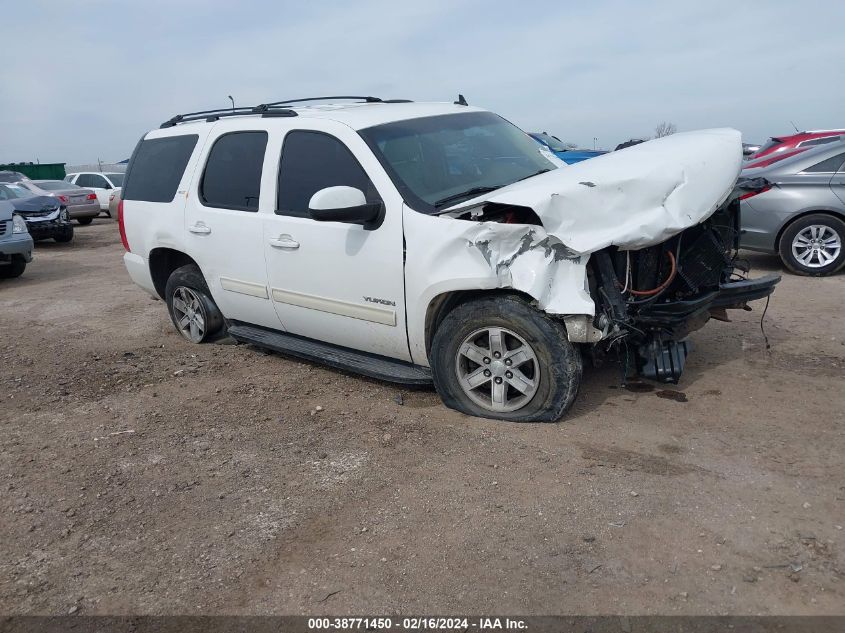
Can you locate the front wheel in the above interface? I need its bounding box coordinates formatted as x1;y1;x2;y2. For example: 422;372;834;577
779;214;845;276
164;264;224;343
0;257;26;279
430;295;582;422
53;227;74;243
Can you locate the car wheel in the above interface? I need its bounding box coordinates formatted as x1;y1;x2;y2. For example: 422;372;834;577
430;295;582;422
779;214;845;276
0;257;26;279
53;227;74;243
165;264;224;344
77;217;93;225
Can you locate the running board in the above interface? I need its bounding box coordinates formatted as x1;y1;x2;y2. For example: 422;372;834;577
227;323;433;386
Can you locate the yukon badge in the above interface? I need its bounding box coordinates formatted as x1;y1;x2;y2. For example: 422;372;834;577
363;296;396;306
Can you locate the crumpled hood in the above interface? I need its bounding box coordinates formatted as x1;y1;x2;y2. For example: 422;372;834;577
449;128;743;254
10;195;61;214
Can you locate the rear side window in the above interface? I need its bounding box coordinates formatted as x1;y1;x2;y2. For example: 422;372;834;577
200;131;268;211
804;153;845;173
123;135;198;203
277;131;380;218
798;136;840;148
75;174;93;187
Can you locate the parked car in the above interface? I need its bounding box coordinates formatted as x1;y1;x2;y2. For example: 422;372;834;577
14;180;100;224
528;132;606;164
0;184;73;243
119;97;777;422
0;170;30;183
740;141;845;276
64;172;124;214
0;200;34;279
109;188;121;219
750;130;845;161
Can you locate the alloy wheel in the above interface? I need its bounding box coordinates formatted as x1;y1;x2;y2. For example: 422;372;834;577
791;224;842;269
455;327;540;413
172;286;207;343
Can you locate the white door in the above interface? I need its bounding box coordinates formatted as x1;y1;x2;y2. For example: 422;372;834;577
263;126;410;361
183;123;282;330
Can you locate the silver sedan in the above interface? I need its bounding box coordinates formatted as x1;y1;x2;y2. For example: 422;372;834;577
740;141;845;276
15;180;101;224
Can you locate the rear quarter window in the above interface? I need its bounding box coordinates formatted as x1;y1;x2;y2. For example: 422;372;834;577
804;153;845;173
123;134;199;203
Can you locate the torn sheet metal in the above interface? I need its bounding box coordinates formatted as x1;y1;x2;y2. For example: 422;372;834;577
403;211;595;364
444;128;743;253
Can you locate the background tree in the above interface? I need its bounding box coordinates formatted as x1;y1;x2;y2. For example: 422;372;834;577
654;121;678;138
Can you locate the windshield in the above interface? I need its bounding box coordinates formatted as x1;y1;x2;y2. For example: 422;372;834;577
0;184;30;200
531;132;569;152
105;173;125;186
36;180;77;191
359;111;556;212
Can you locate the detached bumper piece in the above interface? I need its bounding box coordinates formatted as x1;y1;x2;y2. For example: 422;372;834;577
638;335;690;384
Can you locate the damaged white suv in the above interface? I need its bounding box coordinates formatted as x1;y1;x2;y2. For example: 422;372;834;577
120;96;779;421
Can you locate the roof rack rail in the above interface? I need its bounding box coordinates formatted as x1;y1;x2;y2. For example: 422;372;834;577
160;95;415;129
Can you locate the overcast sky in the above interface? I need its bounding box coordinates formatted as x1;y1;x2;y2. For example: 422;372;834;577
3;0;843;165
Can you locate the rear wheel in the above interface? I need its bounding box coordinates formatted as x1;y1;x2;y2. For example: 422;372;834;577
77;217;93;225
430;295;582;422
165;265;224;343
779;214;845;276
0;257;26;279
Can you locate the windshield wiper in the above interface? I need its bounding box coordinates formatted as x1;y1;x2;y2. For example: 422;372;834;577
516;168;552;182
434;186;502;209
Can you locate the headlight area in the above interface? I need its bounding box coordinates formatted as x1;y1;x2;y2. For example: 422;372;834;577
12;214;29;233
587;198;778;383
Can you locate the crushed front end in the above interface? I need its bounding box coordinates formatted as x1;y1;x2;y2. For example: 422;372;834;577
588;196;780;383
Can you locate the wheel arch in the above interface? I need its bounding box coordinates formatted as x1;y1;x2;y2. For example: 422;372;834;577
148;248;201;300
423;289;538;359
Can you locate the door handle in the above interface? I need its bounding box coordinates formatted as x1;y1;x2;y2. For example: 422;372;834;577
189;222;211;235
269;235;300;250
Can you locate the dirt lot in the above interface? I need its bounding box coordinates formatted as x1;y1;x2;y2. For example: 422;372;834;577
1;219;843;616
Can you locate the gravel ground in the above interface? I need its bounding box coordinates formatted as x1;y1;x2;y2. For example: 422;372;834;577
1;220;843;616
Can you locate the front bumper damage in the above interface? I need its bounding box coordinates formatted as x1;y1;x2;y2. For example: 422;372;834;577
589;197;779;382
19;208;73;240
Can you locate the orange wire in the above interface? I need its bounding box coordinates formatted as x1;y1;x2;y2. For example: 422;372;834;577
628;250;677;296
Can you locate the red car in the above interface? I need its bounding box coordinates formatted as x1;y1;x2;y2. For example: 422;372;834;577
745;130;845;169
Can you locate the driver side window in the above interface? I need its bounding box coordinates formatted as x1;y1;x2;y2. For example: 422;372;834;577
276;131;380;218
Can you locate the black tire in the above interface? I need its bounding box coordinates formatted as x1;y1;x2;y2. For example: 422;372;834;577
430;295;582;422
53;227;74;243
779;213;845;276
0;257;26;279
77;217;93;225
164;264;224;343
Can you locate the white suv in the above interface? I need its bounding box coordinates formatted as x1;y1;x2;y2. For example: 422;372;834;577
120;96;779;422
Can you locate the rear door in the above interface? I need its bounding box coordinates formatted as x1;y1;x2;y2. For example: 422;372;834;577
183;122;282;330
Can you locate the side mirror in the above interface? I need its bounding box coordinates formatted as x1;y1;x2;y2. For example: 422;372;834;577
308;186;382;228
